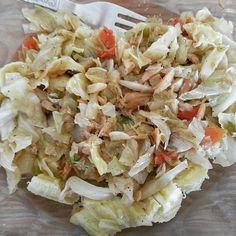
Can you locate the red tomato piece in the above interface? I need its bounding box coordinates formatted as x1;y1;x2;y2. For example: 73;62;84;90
177;106;199;121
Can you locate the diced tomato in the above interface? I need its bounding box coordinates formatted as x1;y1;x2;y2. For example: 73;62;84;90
22;36;38;51
200;127;226;147
154;151;179;165
98;26;115;49
96;47;115;60
182;30;188;37
169;17;182;26
96;27;115;60
169;17;188;37
177;106;199;121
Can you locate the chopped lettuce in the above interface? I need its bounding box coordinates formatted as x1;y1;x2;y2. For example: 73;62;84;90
128;145;155;177
70;182;182;236
218;112;236;136
174;162;209;193
90;143;108;176
144;25;181;61
141;160;188;200
214;135;236;167
6;168;21;194
66;73;89;100
108;157;126;176
200;45;229;80
61;176;113;200
27;174;74;204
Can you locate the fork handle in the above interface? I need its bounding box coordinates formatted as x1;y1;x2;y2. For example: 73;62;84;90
23;0;61;11
23;0;77;13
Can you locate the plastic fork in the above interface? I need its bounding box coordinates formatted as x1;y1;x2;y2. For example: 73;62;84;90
23;0;147;31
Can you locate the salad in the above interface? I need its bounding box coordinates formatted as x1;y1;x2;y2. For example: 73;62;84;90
0;6;236;236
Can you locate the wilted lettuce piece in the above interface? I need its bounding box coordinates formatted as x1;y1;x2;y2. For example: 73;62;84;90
214;94;236;116
109;131;131;141
70;183;183;236
70;196;157;236
185;149;212;170
140;111;171;149
183;22;222;50
123;47;151;68
1;72;47;128
200;45;229;80
153;182;183;223
27;174;74;204
42;56;84;78
52;111;64;134
108;176;136;203
119;139;139;167
175;35;190;64
32;36;64;71
86;98;100;120
128;145;155;177
174;162;209;194
71;209;104;236
85;67;108;83
108;157;126;176
1;73;30;100
18;115;40;142
218;112;236;136
101;102;116;118
0;142;15;172
195;7;213;23
8;130;32;153
169;134;194;153
49;75;70;91
119;80;153;92
6;167;21;194
88;82;107;94
188;118;205;144
214;135;236;167
66;73;89;100
0;62;31;87
144;25;181;61
61;176;113;201
140;160;188;200
167;37;179;63
90;143;108;175
154;69;175;94
211;17;233;37
14;150;36;176
42;127;71;144
0;99;17;140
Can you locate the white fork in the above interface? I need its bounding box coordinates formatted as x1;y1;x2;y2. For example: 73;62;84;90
23;0;147;31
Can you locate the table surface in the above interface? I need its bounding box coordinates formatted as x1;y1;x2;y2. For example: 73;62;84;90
0;1;236;236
